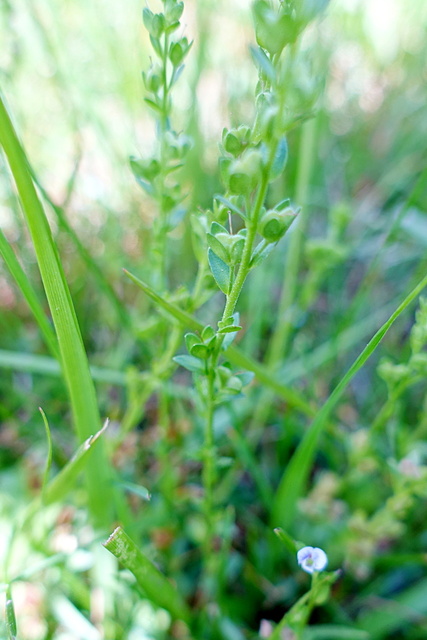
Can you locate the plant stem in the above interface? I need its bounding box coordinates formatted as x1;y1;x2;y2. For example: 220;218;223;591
202;368;216;525
220;156;276;324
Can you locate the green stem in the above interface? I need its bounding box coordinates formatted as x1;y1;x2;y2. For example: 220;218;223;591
267;115;318;367
202;368;216;524
220;163;274;324
371;376;422;433
152;32;171;290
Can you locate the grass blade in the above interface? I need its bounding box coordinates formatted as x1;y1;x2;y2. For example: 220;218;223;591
103;526;191;623
124;269;314;415
0;349;127;385
34;178;132;330
5;586;17;640
272;272;427;530
357;578;427;638
0;92;110;524
43;420;109;506
305;626;369;639
0;229;59;359
39;407;53;499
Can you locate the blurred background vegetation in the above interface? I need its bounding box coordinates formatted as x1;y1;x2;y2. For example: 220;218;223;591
1;0;427;638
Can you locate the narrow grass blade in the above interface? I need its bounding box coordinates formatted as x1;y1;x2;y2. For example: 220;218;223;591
280;299;397;385
357;578;427;638
266;117;318;365
34;178;131;330
0;229;59;359
52;595;101;640
305;626;369;639
0;93;110;523
5;586;17;640
43;420;109;506
123;269;201;330
39;407;53;498
226;346;314;416
103;526;191;623
273;527;298;554
11;554;66;582
0;349;127;385
272;273;427;530
124;269;314;415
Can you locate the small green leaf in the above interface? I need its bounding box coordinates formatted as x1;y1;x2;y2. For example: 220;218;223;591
250;240;276;267
227;376;243;393
207;233;230;264
185;332;200;353
218;315;235;329
173;354;205;373
118;481;151;501
143;97;162;114
231;236;245;263
218;325;242;334
149;34;163;57
202;325;215;341
211;221;229;235
214;195;247;219
208;248;231;294
236;371;255;386
190;344;210;360
269;137;288;181
250;45;276;82
165;20;180;35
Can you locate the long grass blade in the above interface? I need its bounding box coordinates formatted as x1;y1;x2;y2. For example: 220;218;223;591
0;92;111;524
43;420;109;506
124;269;314;415
103;526;191;623
272;272;427;530
39;407;53;498
5;586;17;640
0;349;127;385
0;229;59;359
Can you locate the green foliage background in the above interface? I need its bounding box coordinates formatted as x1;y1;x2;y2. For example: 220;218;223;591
1;0;427;638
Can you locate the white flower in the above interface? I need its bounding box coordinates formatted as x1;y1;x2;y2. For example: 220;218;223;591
297;546;328;574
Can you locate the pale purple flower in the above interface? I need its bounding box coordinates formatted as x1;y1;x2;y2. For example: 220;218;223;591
297;546;328;574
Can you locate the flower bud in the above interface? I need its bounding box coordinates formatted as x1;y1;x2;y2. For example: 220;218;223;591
169;37;191;67
252;0;299;56
222;125;251;157
143;66;162;93
259;206;298;243
164;0;184;24
228;149;262;195
142;9;165;38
